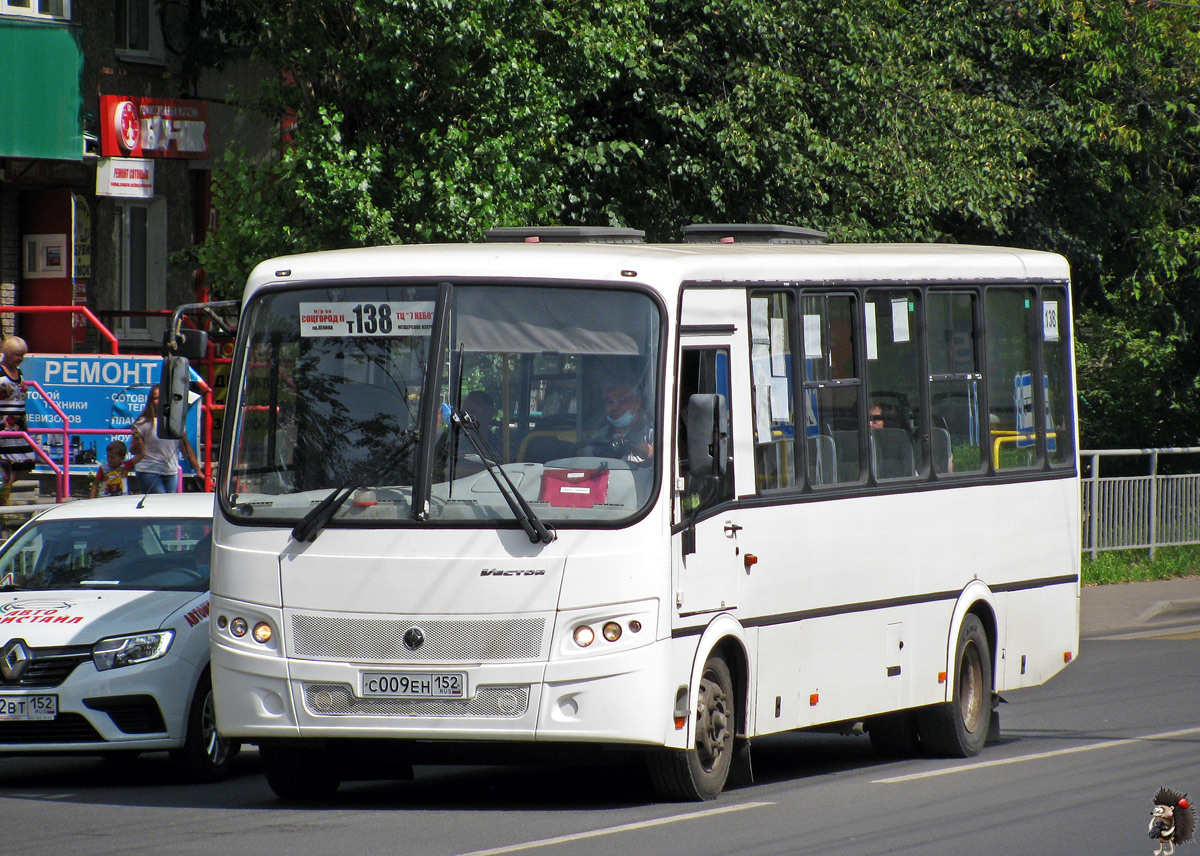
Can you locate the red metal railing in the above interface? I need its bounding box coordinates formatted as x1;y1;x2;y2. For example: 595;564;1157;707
1;305;120;354
0;306;222;500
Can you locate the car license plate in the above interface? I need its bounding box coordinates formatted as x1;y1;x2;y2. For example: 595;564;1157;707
361;671;466;699
0;694;57;721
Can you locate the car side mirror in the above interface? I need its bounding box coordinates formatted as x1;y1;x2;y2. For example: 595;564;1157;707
686;393;728;479
157;356;191;440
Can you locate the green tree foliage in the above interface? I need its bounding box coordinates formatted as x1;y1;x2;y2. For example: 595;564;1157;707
197;0;1200;447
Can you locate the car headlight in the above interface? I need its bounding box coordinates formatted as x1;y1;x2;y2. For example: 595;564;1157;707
92;630;175;671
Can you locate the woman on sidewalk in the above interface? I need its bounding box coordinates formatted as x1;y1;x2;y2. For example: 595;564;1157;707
132;385;202;493
0;337;37;505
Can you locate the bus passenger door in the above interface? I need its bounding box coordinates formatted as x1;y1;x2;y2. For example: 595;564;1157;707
675;345;739;616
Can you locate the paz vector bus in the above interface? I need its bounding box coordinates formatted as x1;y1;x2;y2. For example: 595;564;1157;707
161;224;1080;800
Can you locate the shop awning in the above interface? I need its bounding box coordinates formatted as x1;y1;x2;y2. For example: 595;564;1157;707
0;19;83;161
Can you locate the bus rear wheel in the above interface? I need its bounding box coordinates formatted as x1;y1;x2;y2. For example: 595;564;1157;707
260;740;342;800
648;654;735;801
918;614;992;758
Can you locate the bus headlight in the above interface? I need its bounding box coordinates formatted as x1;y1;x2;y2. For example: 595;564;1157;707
252;622;274;644
557;602;656;658
92;630;175;671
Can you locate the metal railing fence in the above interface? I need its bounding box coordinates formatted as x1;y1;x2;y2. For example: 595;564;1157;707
1082;448;1200;559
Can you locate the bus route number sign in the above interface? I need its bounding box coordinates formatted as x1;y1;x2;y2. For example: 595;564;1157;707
300;302;435;338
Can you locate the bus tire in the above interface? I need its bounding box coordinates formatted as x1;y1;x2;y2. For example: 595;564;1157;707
917;614;992;758
647;654;735;801
260;739;342;800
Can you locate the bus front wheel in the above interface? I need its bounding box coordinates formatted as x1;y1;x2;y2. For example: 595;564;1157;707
918;614;992;757
648;654;735;801
260;739;342;800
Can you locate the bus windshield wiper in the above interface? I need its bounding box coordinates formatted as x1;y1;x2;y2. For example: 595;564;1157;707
291;484;356;543
452;407;555;545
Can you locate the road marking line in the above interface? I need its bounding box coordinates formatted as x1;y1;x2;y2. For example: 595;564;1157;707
872;725;1200;784
455;801;775;856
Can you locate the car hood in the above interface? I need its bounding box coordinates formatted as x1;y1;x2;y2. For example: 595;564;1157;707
0;590;203;646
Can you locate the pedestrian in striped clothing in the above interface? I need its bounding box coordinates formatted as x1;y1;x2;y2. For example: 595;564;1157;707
0;336;37;505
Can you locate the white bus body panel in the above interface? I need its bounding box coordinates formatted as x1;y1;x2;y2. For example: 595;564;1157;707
210;518;680;745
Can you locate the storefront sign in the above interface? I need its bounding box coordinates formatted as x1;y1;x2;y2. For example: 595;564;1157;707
96;158;154;198
99;95;209;159
22;356;201;476
72;194;90;280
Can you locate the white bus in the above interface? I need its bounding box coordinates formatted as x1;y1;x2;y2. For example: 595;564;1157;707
188;224;1080;800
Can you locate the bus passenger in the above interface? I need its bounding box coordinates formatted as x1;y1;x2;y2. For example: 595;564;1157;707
869;401;901;430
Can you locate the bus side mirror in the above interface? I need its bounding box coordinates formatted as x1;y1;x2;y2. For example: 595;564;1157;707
164;328;208;361
157;356;191;440
686;393;728;479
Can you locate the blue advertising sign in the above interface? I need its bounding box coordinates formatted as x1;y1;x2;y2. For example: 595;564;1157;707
21;355;201;476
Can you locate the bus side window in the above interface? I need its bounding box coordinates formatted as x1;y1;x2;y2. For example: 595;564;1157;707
800;293;862;486
750;293;797;491
865;289;923;480
1040;287;1074;468
678;348;733;516
985;288;1039;471
927;291;984;475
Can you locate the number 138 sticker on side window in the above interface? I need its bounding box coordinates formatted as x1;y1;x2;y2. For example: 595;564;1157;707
299;302;435;338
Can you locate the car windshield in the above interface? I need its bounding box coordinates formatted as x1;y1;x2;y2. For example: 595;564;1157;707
223;281;662;529
0;517;212;593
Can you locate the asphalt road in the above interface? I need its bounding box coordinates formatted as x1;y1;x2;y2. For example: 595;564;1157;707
3;580;1199;856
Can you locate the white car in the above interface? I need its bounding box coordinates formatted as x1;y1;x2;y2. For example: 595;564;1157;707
0;492;234;781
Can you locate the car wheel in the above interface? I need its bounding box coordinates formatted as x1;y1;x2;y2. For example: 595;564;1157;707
170;670;236;782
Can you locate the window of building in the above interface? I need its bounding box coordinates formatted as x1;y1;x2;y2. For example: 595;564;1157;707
114;198;166;340
1;0;69;19
115;0;165;62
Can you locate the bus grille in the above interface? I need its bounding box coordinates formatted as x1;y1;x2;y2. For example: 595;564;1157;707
290;615;545;662
303;684;529;718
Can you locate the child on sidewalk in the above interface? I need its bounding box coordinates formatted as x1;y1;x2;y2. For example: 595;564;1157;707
90;439;143;498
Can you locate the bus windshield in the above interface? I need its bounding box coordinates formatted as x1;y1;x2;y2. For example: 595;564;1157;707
222;281;662;529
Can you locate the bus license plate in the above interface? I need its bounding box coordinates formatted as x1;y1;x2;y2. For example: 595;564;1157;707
361;672;466;699
0;694;57;721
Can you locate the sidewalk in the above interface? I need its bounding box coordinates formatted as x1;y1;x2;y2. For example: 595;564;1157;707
1081;576;1200;638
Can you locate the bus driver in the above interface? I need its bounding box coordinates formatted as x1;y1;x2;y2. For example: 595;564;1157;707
580;379;654;466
